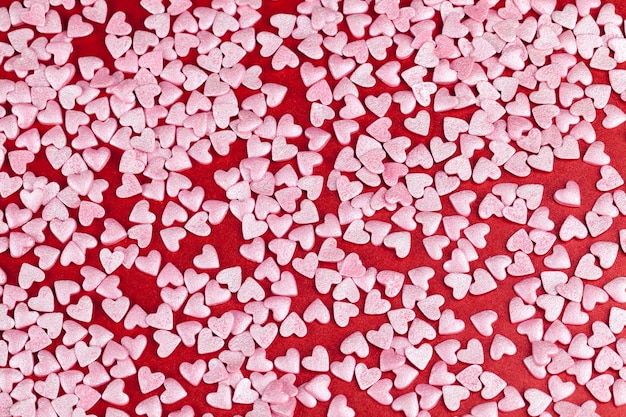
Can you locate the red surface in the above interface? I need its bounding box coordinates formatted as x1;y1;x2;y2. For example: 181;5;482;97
2;1;626;416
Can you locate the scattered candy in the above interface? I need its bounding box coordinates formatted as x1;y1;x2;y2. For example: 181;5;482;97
1;0;626;416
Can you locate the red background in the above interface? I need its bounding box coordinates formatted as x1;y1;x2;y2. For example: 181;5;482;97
2;0;626;416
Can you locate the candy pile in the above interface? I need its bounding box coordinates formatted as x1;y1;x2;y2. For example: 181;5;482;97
2;0;626;416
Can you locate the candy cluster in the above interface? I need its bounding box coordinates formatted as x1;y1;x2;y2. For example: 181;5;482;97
2;0;626;416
